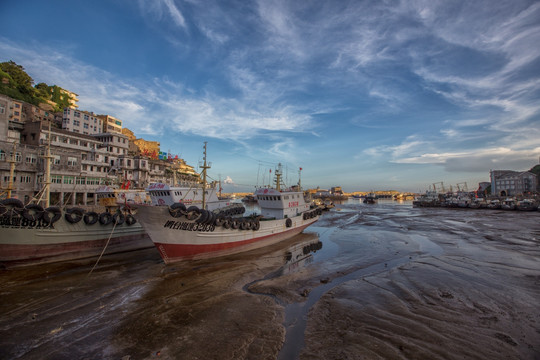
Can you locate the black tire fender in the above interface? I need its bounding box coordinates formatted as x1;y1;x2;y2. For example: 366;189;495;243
186;206;200;221
1;198;23;217
43;207;62;224
84;211;99;225
113;212;125;225
22;204;44;221
65;207;84;224
99;212;113;225
125;214;137;225
169;202;187;218
215;215;225;227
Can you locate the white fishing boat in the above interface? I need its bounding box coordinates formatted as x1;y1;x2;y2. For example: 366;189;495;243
134;143;321;264
0;132;151;268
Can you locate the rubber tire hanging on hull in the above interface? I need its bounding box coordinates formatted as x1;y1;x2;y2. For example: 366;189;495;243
65;208;85;224
22;204;44;221
113;212;125;225
1;198;23;217
84;211;99;225
43;207;62;224
286;218;292;227
99;212;113;225
125;214;137;225
169;202;187;218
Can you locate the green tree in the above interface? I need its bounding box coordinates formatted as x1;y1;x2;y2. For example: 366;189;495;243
0;61;34;88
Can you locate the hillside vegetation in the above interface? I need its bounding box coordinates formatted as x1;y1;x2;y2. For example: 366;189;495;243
0;60;74;112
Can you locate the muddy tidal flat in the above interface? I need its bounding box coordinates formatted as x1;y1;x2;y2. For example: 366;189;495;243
1;200;539;359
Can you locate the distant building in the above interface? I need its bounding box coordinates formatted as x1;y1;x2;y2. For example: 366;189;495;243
476;182;490;197
97;114;122;134
62;108;102;135
490;170;537;197
59;88;79;109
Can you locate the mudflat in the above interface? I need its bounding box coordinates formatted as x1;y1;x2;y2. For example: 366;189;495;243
1;201;539;359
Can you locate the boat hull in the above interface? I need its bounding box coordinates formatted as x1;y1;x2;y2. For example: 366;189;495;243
134;205;319;264
0;215;152;268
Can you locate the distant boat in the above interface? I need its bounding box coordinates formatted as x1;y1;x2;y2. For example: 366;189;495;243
501;198;516;210
516;199;537;211
363;192;377;204
487;199;501;209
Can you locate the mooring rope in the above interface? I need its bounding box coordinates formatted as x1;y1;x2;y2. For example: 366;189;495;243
86;220;118;278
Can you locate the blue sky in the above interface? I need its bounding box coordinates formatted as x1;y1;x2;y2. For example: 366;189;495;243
1;0;539;193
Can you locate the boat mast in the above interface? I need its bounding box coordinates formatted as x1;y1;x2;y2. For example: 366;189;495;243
42;124;53;207
199;142;210;209
298;167;302;191
6;142;16;198
275;163;282;192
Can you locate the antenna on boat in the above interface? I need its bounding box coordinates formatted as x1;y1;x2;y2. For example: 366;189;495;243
199;142;211;210
275;163;283;192
298;167;302;191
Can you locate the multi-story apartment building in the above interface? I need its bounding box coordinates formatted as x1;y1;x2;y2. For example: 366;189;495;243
1;94;197;204
62;108;102;135
0;94;25;143
97;114;122;134
21;121;113;205
490;169;538;197
0;140;41;204
59;89;79;108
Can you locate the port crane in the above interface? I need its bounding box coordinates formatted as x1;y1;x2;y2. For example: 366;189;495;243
456;182;468;192
432;182;445;193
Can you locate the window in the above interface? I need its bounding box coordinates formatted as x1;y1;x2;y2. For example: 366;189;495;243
53;155;61;164
67;157;77;166
3;176;16;183
76;177;86;185
73;120;80;126
63;176;74;184
20;175;32;183
9;152;22;162
74;111;81;117
84;114;89;120
0;150;4;161
51;175;62;184
83;123;89;129
25;154;37;164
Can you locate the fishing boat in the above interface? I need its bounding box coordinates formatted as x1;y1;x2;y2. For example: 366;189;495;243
487;199;501;209
501;198;517;210
363;192;377;204
0;133;151;268
134;143;321;264
516;199;537;211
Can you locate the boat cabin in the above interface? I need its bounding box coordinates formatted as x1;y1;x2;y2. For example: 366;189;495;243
146;182;230;211
96;186;151;207
254;188;309;219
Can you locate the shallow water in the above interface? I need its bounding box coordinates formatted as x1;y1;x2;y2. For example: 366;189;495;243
1;200;539;359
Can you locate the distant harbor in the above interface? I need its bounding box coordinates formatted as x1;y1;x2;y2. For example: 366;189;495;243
412;191;540;211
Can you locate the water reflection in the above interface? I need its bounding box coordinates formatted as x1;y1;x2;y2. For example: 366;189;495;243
280;236;323;275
